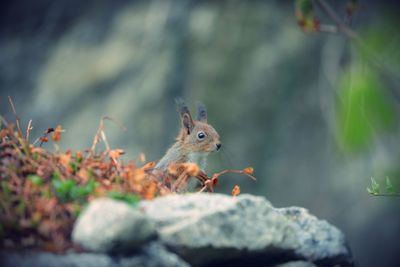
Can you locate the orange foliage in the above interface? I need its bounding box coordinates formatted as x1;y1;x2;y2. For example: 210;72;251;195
243;167;254;175
0;98;256;252
51;125;64;142
232;185;241;196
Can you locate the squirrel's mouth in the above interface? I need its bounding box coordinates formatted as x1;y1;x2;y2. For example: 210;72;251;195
208;143;221;152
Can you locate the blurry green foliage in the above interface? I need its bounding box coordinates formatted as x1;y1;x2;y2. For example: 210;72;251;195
107;191;140;206
385;176;395;194
336;65;396;151
295;0;314;17
28;174;43;186
52;177;98;203
367;177;380;195
359;21;400;72
335;15;400;152
367;176;399;196
69;161;79;173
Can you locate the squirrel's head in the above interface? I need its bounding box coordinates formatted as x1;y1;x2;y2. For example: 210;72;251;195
176;99;221;153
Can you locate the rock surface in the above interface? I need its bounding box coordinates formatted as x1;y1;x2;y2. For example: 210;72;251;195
140;194;353;267
72;198;156;254
0;242;189;267
3;194;353;267
277;207;351;266
274;261;317;267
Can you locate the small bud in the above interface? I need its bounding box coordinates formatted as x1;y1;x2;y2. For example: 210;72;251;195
232;185;240;197
243;167;254;175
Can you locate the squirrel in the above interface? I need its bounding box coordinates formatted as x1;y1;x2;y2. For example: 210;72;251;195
155;99;221;173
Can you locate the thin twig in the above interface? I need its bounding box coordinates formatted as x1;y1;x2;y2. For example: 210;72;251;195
100;130;110;151
89;117;107;156
89;116;126;157
213;169;257;181
315;0;400;101
315;0;359;41
319;24;338;34
197;185;207;193
26;119;33;142
0;115;9;127
36;128;54;147
195;171;209;183
8;96;23;138
194;169;256;193
102;116;127;132
171;171;189;192
32;137;40;146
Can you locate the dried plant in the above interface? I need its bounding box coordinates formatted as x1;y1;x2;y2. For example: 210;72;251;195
0;97;255;252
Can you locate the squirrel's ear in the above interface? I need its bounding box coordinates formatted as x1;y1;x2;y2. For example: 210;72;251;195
182;113;194;134
176;98;194;134
196;101;207;122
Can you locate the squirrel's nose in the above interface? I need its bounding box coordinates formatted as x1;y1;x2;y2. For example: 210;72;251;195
216;143;222;151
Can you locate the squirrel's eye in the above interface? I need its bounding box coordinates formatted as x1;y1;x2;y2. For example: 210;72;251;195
197;131;206;140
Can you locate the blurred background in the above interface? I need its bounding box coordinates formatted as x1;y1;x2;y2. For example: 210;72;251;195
1;0;400;266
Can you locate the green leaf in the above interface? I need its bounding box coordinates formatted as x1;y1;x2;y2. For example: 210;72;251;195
371;177;380;193
28;174;43;186
69;161;79;173
52;178;77;202
51;177;98;203
385;176;395;194
52;179;62;190
70;186;87;199
76;155;83;164
52;179;76;193
336;65;396;151
84;179;97;193
52;170;61;180
366;187;375;195
107;192;140;206
360;21;400;73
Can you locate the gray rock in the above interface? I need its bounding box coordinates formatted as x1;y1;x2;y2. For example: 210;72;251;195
274;261;317;267
118;242;190;267
2;194;353;267
277;207;352;266
0;242;189;267
0;251;117;267
72;198;156;254
141;193;353;267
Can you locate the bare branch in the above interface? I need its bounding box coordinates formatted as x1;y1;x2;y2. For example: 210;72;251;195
319;24;338;34
8;96;23;138
315;0;400;101
89;116;126;157
26;119;33;142
315;0;359;41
